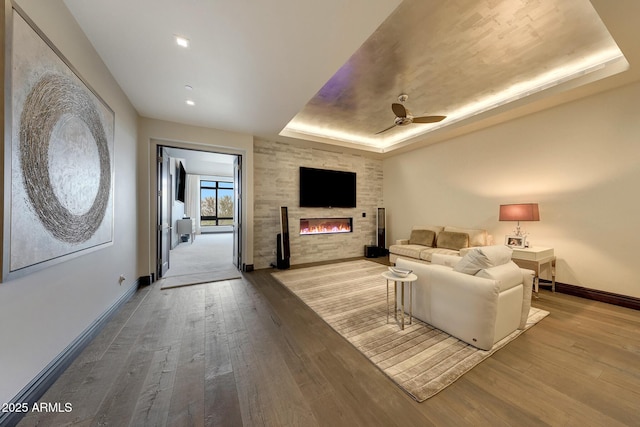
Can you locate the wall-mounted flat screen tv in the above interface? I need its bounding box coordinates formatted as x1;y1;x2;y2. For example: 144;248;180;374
299;167;356;208
175;161;186;203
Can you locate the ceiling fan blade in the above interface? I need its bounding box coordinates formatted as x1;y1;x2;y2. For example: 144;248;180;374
375;123;397;134
391;103;407;118
412;115;446;124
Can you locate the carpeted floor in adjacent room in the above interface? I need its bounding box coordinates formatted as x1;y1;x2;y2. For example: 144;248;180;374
160;232;241;289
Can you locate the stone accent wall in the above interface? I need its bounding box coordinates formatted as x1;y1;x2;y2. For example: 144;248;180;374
254;139;383;269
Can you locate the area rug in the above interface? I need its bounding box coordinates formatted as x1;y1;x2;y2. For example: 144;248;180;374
272;259;549;401
160;267;241;290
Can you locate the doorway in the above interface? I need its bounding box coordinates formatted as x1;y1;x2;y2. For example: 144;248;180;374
156;145;242;281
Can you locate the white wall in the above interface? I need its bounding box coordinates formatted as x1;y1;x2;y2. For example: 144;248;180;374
384;81;640;298
137;117;254;274
0;0;140;404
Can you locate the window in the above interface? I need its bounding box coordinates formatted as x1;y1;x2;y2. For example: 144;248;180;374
200;180;234;226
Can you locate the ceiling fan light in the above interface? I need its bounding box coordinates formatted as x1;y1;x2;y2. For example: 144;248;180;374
394;116;412;126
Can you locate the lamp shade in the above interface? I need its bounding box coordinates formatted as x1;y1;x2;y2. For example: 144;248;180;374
499;203;540;221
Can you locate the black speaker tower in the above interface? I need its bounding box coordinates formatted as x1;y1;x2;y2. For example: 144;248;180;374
377;207;387;255
272;206;290;269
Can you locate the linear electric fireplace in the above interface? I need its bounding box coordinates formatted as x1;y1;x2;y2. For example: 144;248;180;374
300;218;353;235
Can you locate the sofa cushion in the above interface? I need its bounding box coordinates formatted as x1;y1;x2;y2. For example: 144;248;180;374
475;261;523;292
444;226;488;247
453;245;513;275
436;231;469;250
414;225;445;234
388;244;425;259
419;247;461;262
409;229;436;247
431;253;462;268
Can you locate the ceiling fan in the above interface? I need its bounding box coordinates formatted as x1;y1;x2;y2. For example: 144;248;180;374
376;94;446;134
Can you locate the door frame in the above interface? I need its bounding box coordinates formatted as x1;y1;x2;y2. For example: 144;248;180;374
233;155;242;269
151;141;246;279
156;146;171;278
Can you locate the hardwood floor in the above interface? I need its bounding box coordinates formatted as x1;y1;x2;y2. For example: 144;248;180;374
17;258;640;426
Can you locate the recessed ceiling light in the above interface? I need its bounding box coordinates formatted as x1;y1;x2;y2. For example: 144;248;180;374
185;99;195;106
175;35;190;48
185;84;193;91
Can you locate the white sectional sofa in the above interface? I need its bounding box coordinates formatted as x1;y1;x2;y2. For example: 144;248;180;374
389;225;492;264
395;246;533;350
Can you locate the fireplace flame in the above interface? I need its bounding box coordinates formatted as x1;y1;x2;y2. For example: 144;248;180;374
300;218;352;235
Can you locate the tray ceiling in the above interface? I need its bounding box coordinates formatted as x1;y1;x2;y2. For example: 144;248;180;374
62;0;634;154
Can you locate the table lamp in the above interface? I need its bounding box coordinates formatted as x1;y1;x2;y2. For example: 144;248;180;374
499;203;539;236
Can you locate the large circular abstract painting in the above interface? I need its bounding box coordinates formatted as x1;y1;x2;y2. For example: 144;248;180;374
19;73;111;244
8;10;114;278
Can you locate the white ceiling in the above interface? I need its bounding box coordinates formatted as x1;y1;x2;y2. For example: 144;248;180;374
63;0;640;155
164;147;235;176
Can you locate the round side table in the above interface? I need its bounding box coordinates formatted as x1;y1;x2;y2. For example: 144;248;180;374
382;271;418;330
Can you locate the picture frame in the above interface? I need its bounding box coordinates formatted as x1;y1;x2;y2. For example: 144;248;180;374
2;2;115;281
505;235;526;248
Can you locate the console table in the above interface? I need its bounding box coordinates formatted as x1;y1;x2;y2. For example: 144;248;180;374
510;246;555;294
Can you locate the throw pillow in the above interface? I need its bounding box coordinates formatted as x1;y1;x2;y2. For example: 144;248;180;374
436;231;469;250
453;245;513;275
479;245;513;266
444;226;488;247
475;261;522;291
409;229;436;247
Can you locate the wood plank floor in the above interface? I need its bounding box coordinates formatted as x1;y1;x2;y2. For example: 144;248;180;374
18;258;640;426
